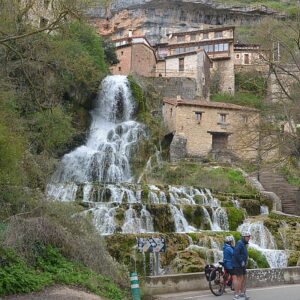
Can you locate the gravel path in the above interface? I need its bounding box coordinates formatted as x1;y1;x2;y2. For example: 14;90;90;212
3;286;106;300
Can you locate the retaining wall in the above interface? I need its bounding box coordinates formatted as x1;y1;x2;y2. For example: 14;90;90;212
143;267;300;296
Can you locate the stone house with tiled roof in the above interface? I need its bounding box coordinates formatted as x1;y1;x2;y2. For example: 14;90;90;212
163;98;259;162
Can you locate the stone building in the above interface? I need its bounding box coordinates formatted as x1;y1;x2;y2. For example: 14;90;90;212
155;26;235;94
110;36;157;77
155;49;211;100
163;98;259;162
234;43;269;73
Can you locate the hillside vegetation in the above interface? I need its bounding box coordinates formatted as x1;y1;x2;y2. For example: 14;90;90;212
0;1;129;299
215;0;300;15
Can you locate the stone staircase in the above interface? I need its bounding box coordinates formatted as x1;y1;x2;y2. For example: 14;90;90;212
259;169;300;215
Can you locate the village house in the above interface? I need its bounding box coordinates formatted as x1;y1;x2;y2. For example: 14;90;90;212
155;26;235;94
110;35;157;77
163;98;259;162
234;42;269;73
155;49;211;100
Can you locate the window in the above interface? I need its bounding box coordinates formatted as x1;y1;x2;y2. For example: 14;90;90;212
236;54;240;59
190;34;197;41
244;54;250;64
195;112;202;123
203;33;209;39
179;58;184;71
219;113;227;124
215;44;225;52
208;44;214;52
118;67;121;71
121;51;124;55
177;35;185;43
214;31;223;38
170;108;173;116
202;45;209;52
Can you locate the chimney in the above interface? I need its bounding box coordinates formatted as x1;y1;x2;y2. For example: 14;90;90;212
128;30;133;37
176;95;181;100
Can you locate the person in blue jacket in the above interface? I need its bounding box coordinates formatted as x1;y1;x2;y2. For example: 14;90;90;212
232;230;251;300
223;235;235;275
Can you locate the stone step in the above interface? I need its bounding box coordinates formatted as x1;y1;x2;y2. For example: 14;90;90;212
259;169;299;215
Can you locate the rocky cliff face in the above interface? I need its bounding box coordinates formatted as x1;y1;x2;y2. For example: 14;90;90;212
87;0;279;44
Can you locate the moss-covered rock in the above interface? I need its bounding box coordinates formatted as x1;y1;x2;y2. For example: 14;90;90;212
288;251;300;266
171;249;206;273
146;204;175;233
226;207;245;231
182;205;207;229
240;199;261;216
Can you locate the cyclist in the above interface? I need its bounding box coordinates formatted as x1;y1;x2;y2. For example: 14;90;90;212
223;235;235;276
232;230;251;300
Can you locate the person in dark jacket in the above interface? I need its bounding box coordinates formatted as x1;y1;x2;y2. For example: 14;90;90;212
232;230;251;300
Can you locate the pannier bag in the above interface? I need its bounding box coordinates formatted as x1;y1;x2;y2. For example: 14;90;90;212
204;264;215;281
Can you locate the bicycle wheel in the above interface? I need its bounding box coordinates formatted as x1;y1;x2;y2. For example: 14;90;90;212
209;268;225;296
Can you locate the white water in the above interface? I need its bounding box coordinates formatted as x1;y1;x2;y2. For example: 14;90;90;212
45;75;229;235
238;221;288;268
47;75;145;197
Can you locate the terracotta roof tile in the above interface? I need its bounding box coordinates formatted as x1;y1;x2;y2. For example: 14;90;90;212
163;98;258;112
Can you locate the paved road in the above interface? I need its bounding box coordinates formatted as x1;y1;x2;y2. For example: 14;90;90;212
154;284;300;300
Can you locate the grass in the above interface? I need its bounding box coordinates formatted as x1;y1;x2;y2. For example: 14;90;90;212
211;91;264;109
148;161;256;194
0;246;125;299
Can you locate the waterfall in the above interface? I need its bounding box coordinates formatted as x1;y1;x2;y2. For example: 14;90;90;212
47;75;146;200
212;207;229;231
260;205;269;215
209;237;223;263
122;205;153;233
170;205;196;233
90;204;117;235
238;221;288;268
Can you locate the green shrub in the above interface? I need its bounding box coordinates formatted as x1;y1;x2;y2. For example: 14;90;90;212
226;207;245;231
0;246;125;299
32;107;76;155
0;247;52;296
248;248;269;268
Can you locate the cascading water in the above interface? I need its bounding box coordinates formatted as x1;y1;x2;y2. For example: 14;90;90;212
238;221;288;268
46;75;230;235
47;75;145;199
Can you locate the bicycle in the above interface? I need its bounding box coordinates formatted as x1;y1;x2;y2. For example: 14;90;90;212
208;262;233;296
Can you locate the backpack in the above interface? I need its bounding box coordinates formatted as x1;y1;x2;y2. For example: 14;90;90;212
204;264;215;281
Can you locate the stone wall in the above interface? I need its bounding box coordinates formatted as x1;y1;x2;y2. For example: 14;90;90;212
212;48;235;94
143;266;300;296
131;44;157;76
156;51;210;100
110;43;156;76
170;135;187;162
110;46;132;75
149;77;198;100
